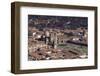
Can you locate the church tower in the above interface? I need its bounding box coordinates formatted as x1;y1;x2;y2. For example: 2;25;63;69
53;33;57;49
45;30;50;45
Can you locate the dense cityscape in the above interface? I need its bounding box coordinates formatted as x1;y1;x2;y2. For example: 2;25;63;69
28;15;88;61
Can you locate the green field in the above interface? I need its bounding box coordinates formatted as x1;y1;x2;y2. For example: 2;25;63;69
58;43;88;54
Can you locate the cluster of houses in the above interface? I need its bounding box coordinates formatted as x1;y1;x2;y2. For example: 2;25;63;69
28;26;88;60
29;27;87;47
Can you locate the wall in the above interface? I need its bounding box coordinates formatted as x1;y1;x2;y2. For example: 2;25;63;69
0;0;100;76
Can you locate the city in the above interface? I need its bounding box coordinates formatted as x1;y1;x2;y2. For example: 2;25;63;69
28;15;88;60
